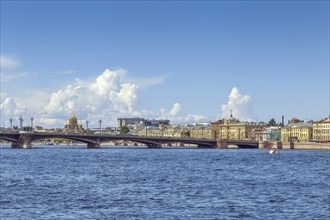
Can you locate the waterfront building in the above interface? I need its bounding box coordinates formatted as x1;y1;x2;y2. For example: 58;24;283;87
281;118;313;142
118;117;144;128
117;117;170;128
312;116;330;142
33;126;63;133
211;117;266;140
146;119;170;127
190;126;213;139
256;126;281;141
34;126;43;131
64;112;83;133
169;125;190;138
136;125;188;138
137;127;162;137
253;128;264;141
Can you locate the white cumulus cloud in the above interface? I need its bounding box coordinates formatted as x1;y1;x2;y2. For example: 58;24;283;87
1;67;210;128
221;87;255;121
170;103;182;116
43;69;139;126
0;93;27;120
159;102;182;119
181;114;208;123
156;102;207;124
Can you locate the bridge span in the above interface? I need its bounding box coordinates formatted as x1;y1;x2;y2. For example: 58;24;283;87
0;132;259;149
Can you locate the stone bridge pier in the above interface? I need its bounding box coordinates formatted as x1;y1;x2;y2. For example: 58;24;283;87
217;140;229;149
12;134;32;149
197;144;216;148
87;142;100;148
147;143;161;148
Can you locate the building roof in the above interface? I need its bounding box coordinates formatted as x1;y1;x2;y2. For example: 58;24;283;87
284;122;313;129
190;125;211;130
316;116;330;123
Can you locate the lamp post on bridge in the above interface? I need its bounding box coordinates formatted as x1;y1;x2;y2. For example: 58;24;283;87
86;120;89;132
98;119;102;135
30;116;34;128
19;116;23;130
9;118;13;131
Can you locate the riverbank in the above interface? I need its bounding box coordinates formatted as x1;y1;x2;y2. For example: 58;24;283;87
281;142;330;150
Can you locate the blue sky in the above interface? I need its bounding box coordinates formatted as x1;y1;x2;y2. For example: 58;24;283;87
1;1;329;128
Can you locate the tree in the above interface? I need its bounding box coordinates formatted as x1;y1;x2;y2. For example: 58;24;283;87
85;129;94;134
267;118;277;126
120;126;130;135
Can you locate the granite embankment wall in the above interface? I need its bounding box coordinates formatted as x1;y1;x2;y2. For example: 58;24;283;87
258;141;329;150
281;142;330;150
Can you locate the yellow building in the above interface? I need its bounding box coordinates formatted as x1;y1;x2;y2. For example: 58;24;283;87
313;117;330;142
211;118;266;140
137;128;162;137
136;125;187;138
281;120;313;142
190;127;213;139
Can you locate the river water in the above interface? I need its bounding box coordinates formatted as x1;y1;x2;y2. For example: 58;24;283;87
0;145;329;219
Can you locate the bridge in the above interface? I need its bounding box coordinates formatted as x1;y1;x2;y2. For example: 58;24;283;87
0;132;259;149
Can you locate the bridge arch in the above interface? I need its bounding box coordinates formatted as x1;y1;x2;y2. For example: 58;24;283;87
0;132;259;149
0;136;18;143
30;135;101;148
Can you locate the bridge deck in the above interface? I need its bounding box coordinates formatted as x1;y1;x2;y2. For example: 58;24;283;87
0;132;259;149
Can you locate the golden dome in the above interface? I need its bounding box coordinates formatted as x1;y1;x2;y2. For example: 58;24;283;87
68;112;78;128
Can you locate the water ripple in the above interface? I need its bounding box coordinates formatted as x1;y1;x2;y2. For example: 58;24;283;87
0;147;329;219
